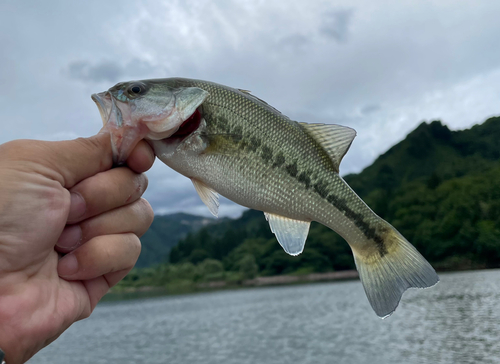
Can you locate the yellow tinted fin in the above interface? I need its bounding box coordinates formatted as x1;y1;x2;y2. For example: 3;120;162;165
352;228;439;318
299;123;356;173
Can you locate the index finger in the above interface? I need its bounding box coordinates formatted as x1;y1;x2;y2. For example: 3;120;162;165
126;140;155;173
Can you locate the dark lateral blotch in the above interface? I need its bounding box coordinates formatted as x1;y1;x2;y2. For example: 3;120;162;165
286;161;298;177
261;145;273;163
298;172;311;189
273;152;286;168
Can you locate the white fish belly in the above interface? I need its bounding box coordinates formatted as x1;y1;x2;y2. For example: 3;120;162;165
155;143;376;251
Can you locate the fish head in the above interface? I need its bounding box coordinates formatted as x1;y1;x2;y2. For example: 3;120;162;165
92;79;209;164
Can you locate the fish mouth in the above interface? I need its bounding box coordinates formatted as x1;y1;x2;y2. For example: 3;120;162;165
91;91;139;164
91;92;112;126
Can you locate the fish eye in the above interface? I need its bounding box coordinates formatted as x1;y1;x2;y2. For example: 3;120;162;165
130;85;142;94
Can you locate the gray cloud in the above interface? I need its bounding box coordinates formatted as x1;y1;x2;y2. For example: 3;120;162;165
2;0;500;216
320;9;354;42
278;34;311;52
67;60;123;83
360;104;381;115
66;58;161;83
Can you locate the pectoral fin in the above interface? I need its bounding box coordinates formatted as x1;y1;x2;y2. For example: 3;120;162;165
192;179;219;217
264;212;310;256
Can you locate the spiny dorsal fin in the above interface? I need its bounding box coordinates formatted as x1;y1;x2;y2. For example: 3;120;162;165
264;212;311;256
191;179;219;217
238;89;284;115
299;123;356;173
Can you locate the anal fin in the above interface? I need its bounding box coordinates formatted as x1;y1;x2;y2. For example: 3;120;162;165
264;212;310;256
191;179;219;217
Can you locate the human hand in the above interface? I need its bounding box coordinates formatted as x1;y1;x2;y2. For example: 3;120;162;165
0;132;155;363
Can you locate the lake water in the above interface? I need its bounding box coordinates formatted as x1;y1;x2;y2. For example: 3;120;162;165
29;270;500;364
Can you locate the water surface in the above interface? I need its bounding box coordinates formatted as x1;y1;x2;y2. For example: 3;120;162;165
29;270;500;364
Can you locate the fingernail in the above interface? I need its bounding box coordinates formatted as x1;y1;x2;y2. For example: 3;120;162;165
56;225;82;251
58;254;79;277
68;192;86;222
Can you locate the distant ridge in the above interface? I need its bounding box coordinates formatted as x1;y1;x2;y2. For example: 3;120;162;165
138;212;219;267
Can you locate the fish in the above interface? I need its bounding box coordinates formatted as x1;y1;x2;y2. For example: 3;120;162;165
92;78;439;318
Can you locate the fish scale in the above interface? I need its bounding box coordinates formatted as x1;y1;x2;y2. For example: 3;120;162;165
193;79;380;244
92;77;439;318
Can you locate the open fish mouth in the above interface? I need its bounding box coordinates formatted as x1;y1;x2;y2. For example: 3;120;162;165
91;92;114;126
91;91;142;164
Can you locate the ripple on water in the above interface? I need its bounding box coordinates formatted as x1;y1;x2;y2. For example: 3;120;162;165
29;270;500;364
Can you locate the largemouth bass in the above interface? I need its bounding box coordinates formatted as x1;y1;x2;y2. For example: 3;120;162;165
92;78;438;317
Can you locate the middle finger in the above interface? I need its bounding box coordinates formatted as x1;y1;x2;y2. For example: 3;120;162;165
56;198;153;253
67;167;148;223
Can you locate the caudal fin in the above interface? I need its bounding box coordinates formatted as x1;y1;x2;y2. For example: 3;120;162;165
353;229;439;318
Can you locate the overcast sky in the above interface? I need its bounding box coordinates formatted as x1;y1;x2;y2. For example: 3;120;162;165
1;0;499;218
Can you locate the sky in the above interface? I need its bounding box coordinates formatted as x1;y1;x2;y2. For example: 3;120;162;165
1;0;499;218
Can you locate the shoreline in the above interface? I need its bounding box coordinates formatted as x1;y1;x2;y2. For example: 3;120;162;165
104;267;497;302
105;270;360;301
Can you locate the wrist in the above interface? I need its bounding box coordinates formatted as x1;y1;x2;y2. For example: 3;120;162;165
0;329;18;364
0;297;31;364
0;328;33;364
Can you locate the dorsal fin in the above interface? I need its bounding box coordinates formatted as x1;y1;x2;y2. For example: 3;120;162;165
238;89;284;115
299;123;356;173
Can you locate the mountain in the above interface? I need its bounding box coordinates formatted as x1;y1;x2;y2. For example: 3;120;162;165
344;118;500;200
166;116;500;274
137;213;218;267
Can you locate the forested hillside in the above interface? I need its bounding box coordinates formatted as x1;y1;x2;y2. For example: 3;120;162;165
137;213;217;267
125;117;500;289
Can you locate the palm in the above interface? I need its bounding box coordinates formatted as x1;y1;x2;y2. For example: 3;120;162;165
0;134;154;363
0;168;90;351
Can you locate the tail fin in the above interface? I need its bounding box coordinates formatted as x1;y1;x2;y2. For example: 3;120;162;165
353;229;439;318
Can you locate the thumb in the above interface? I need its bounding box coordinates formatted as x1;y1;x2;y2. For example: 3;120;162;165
3;130;115;188
48;130;114;188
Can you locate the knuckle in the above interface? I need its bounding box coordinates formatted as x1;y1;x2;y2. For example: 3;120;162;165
127;233;142;262
80;306;92;320
132;172;148;199
133;198;154;235
74;135;111;171
140;198;154;223
77;135;104;154
141;173;149;192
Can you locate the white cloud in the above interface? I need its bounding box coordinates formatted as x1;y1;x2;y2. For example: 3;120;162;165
1;0;499;216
